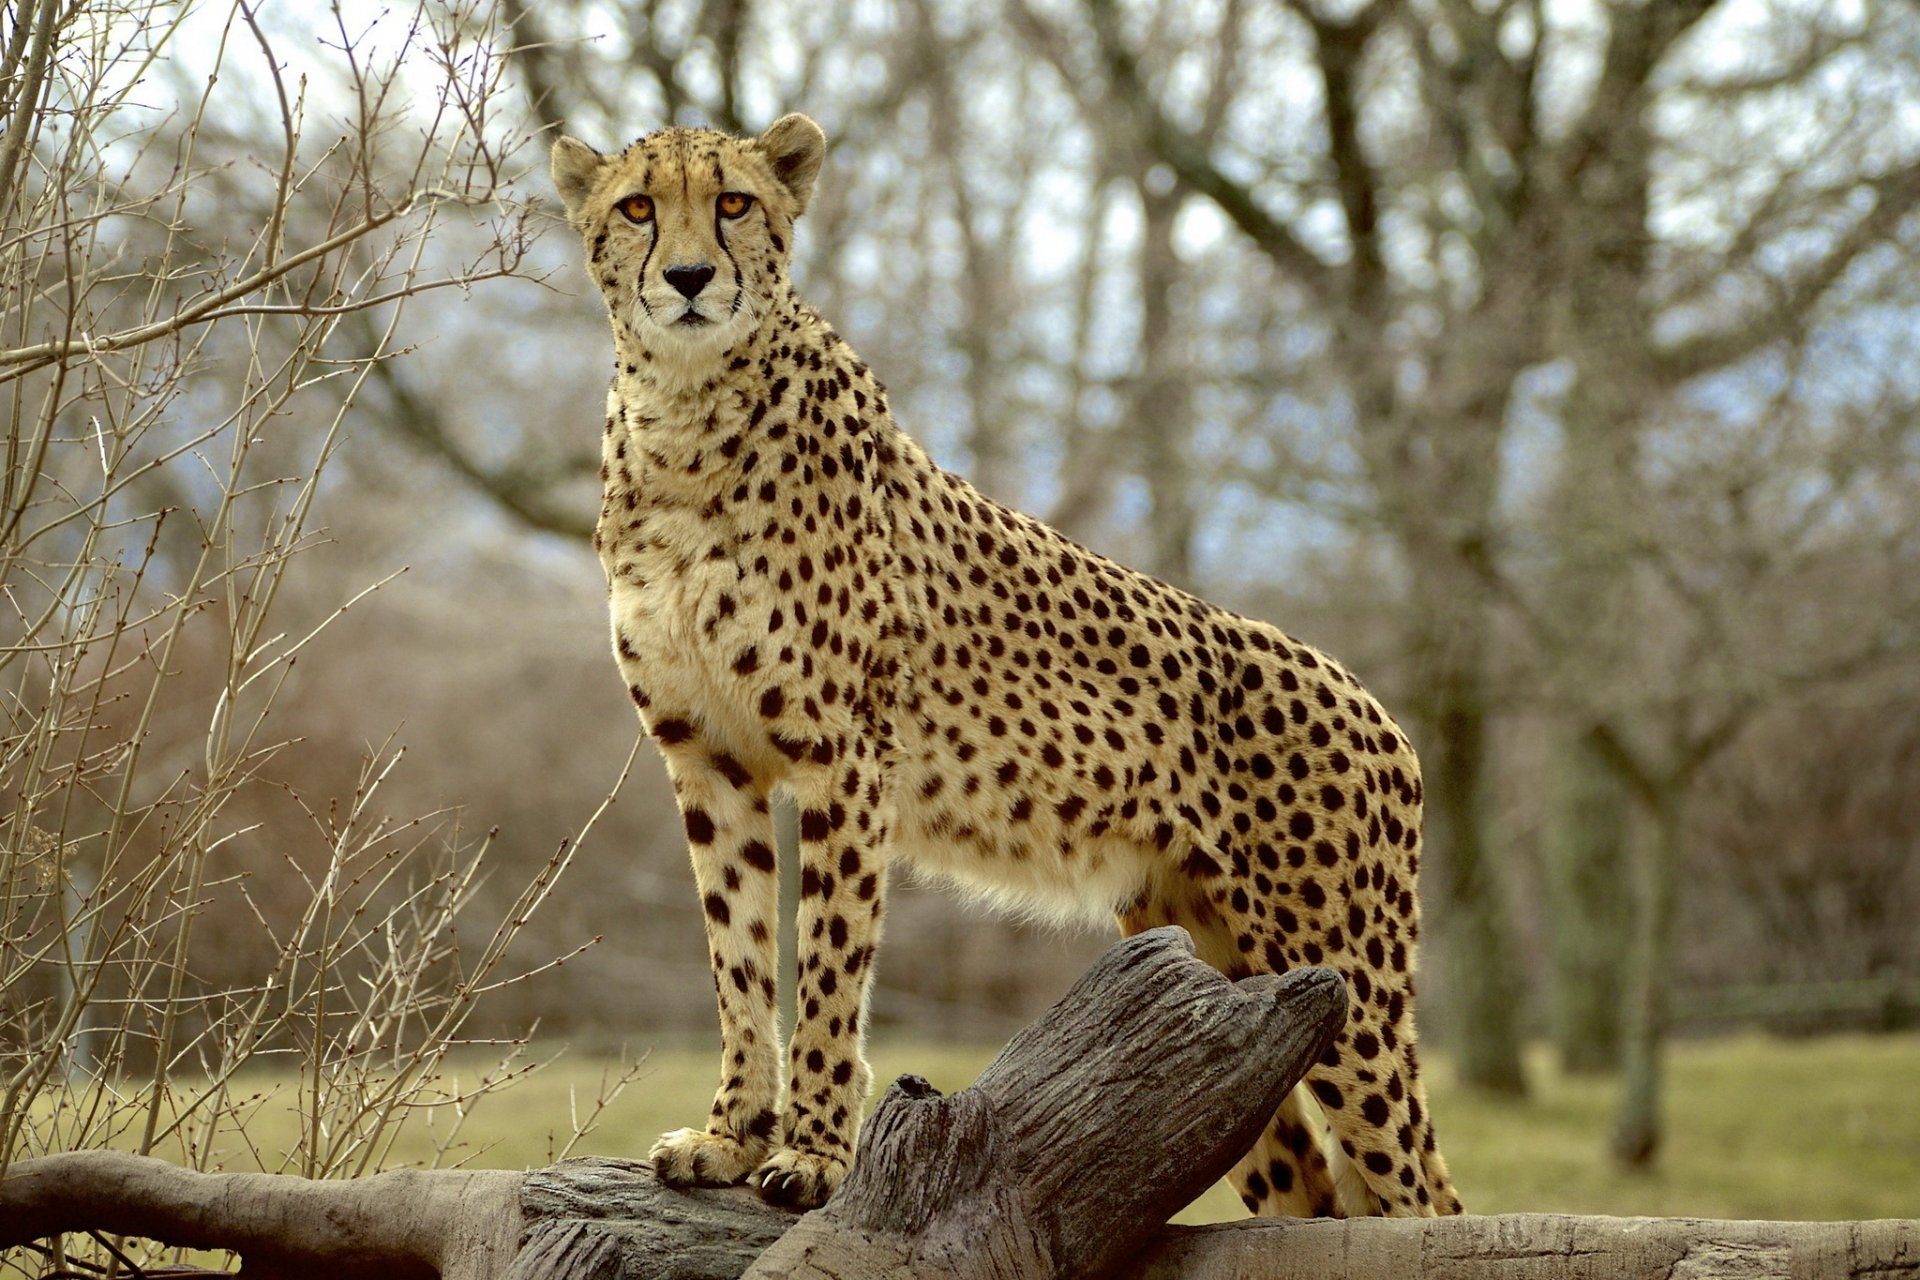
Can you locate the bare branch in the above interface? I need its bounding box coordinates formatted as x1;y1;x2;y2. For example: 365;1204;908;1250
1074;0;1337;294
0;189;488;380
1655;159;1920;384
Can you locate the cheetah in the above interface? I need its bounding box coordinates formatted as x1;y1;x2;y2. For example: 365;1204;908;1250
551;114;1462;1218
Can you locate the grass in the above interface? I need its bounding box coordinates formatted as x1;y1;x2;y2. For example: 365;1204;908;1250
67;1032;1920;1224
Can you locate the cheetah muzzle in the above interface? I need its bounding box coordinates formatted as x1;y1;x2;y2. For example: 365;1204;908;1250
552;114;1464;1218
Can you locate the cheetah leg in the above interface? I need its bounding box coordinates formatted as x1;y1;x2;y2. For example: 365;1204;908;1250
1305;969;1446;1217
1228;1086;1342;1217
752;763;889;1209
646;744;783;1189
1408;1039;1465;1214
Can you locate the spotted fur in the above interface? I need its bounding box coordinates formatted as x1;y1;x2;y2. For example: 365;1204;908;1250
551;115;1462;1217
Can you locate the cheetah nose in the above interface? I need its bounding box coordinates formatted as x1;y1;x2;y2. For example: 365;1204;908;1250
665;264;716;299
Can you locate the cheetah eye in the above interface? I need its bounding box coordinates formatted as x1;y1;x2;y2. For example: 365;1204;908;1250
617;194;654;224
718;192;754;220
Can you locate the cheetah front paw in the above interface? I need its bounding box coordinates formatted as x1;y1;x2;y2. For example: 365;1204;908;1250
649;1127;770;1188
750;1146;848;1208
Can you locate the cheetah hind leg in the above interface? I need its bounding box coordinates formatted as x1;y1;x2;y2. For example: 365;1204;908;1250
1228;1086;1342;1217
1302;981;1450;1217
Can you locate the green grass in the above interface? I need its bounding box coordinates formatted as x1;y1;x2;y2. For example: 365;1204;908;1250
99;1032;1920;1224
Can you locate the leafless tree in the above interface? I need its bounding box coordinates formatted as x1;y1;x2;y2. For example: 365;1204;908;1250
0;2;642;1273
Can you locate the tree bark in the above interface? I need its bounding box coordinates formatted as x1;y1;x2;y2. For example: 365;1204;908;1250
741;927;1345;1279
1612;789;1685;1166
512;1158;792;1280
0;1152;521;1280
1544;727;1629;1073
1124;1214;1920;1279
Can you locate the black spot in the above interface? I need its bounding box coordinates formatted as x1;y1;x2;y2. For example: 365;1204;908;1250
713;753;753;788
1181;848;1224;878
683;808;716;844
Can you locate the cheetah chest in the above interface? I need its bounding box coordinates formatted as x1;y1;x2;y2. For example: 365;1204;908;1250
600;448;772;761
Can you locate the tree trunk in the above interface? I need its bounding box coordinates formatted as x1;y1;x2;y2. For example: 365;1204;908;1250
1421;655;1529;1096
1612;790;1684;1167
1544;727;1629;1073
1133;180;1195;587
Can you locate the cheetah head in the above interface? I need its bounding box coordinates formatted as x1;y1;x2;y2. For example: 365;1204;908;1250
551;115;825;370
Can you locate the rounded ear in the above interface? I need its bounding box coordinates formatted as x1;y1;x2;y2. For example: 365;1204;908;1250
550;136;604;220
757;114;827;215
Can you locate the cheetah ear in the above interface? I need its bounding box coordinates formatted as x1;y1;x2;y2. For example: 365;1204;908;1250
550;136;604;221
757;114;826;216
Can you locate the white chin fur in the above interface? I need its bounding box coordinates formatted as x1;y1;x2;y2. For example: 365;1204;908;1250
626;298;756;365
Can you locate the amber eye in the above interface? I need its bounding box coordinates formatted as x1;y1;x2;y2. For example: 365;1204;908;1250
718;192;754;219
617;194;654;224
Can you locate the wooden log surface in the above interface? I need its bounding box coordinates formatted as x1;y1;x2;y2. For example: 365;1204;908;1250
509;926;1347;1280
0;1149;521;1280
510;1162;1920;1280
736;925;1347;1280
5;924;1916;1280
1126;1213;1920;1279
511;1156;791;1280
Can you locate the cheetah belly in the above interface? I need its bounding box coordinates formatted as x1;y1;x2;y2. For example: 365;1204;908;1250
885;733;1160;927
890;817;1159;927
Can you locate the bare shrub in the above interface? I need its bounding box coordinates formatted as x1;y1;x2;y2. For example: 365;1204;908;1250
0;1;617;1272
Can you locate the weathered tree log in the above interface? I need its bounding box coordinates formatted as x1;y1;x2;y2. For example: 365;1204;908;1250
0;1150;521;1280
511;1156;791;1280
508;1164;1920;1280
739;925;1346;1279
4;926;1917;1279
1124;1214;1920;1278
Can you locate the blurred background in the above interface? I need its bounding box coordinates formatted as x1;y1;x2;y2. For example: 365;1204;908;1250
3;0;1919;1244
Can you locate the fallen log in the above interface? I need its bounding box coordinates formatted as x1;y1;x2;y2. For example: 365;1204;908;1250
738;925;1346;1280
0;1153;521;1280
3;927;1915;1279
